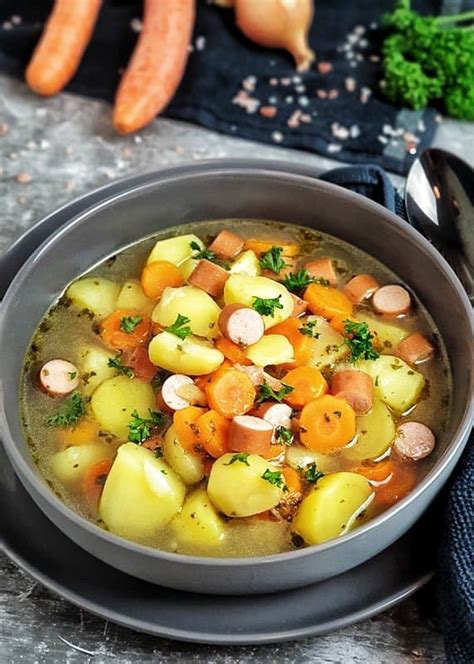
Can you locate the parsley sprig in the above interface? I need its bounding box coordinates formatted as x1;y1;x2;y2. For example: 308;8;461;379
261;469;287;490
107;354;134;379
304;463;325;484
165;314;193;340
190;240;217;262
252;295;284;317
258;246;287;274
256;381;294;403
120;315;142;334
225;453;250;466
275;425;294;446
45;393;86;428
343;320;380;362
282;268;330;294
128;409;165;444
299;319;320;338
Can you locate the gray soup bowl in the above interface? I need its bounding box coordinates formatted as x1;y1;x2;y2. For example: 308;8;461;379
0;161;472;595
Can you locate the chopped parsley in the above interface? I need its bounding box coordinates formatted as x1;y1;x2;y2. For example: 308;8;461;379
190;240;217;262
68;371;77;380
154;448;164;459
256;381;294;403
258;246;287;274
120;315;142;334
261;469;287;490
343;320;380;363
128;409;165;444
45;393;86;428
107;354;134;379
282;269;329;294
299;319;320;338
165;314;193;340
252;295;284;317
275;425;294;446
304;463;325;484
225;452;250;466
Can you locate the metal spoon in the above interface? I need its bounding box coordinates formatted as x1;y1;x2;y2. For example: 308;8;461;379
405;148;474;302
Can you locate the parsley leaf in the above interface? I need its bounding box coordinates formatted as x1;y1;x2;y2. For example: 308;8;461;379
261;469;287;490
275;425;294;446
299;319;320;338
107;354;134;379
120;315;143;334
252;295;284;317
282;268;315;293
225;452;250;466
304;463;325;484
46;393;86;428
68;371;77;380
343;320;380;362
128;409;165;444
165;314;193;340
256;381;294;403
190;240;217;262
258;246;287;274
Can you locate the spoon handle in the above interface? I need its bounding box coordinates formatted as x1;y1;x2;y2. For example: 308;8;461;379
433;242;474;305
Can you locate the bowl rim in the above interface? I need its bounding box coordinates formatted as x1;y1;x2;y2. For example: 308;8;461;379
1;160;472;567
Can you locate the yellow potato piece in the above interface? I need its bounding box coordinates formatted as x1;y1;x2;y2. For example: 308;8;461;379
306;316;350;369
163;424;204;485
90;376;155;439
148;332;224;376
245;334;294;367
99;443;186;539
208;453;284;517
285;445;339;475
116;280;155;315
78;346;117;396
223;274;293;329
50;443;113;485
229;250;261;277
152;285;221;339
179;258;200;281
147;234;204;266
293;472;374;545
358;355;425;412
344;399;396;462
171;488;226;547
66;277;120;319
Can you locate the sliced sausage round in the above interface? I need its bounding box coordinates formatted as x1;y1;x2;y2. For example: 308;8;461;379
188;259;229;298
305;257;338;286
344;274;380;304
331;369;374;415
208;230;244;260
228;415;273;455
253;401;293;441
372;285;411;316
393;422;435;460
290;293;309;318
39;359;80;396
160;374;194;411
218;304;265;346
396;333;434;365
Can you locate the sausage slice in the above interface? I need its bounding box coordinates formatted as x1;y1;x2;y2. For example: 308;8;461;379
160;374;195;411
393;422;435;460
208;230;244;260
290;293;309;317
39;359;80;396
396;333;435;365
218;304;265;346
331;369;374;415
253;401;292;429
344;274;380;303
372;285;411;316
305;257;338;286
229;415;273;455
188;259;230;298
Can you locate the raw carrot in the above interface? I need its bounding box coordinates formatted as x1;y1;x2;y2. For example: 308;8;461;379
56;419;99;448
304;283;353;322
100;309;151;350
140;261;184;300
283;366;328;408
282;466;303;494
196;410;231;458
244;239;299;257
113;0;196;134
205;367;256;419
173;406;207;454
375;463;417;506
82;458;113;509
25;0;102;96
300;395;356;453
122;346;157;382
215;337;252;365
355;459;395;483
269;318;314;366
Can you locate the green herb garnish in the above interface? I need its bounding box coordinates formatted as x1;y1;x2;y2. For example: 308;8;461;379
343;320;380;363
165;314;193;340
68;371;77;380
252;295;284;317
45;393;85;428
261;469;287;490
225;453;250;466
107;354;134;379
128;409;165;444
155;448;164;459
299;319;320;338
256;381;294;403
258;246;287;274
120;315;142;334
190;240;217;262
304;463;325;484
282;268;315;293
275;425;294;446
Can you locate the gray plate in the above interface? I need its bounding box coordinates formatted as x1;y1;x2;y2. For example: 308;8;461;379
0;163;437;644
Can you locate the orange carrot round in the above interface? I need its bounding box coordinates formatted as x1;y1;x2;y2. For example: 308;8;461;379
100;309;151;350
26;0;102;96
141;260;184;300
304;283;353;321
375;463;417;506
205;367;256;419
173;406;207;454
196;410;231;458
283;366;328;408
244;239;299;257
269;318;314;367
215;337;252;366
82;458;113;509
113;0;196;134
355;459;395;483
300;395;356;453
282;466;303;494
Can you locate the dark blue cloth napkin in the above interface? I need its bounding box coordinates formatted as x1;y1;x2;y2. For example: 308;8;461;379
326;164;473;664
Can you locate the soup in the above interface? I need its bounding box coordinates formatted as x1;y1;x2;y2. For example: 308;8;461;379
21;220;451;558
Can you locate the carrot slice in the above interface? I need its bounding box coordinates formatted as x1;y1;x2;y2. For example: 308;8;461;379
25;0;102;96
269;318;314;367
140;260;184;300
215;337;252;366
300;395;356;453
355;459;395;483
375;463;417;506
244;239;299;257
304;283;353;321
82;458;113;509
282;466;303;494
122;346;157;382
173;406;207;454
196;410;231;458
205;367;256;419
113;0;196;134
100;308;151;350
283;366;328;408
56;419;99;448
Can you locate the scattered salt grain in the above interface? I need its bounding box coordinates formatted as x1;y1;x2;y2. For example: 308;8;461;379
360;87;372;104
292;75;302;84
27;140;37;150
2;21;12;30
298;96;310;107
370;22;378;30
354;25;366;36
269;78;278;86
130;18;143;32
268;96;278;104
359;39;368;49
328;89;339;100
369;55;381;63
316;90;328;99
288;110;303;128
16;171;32;184
350;124;361;138
260;106;278;119
232;90;260;114
418;119;426;132
318;62;333;75
195;36;206;51
377;135;388;144
242;76;257;92
331;123;349;140
0;122;9;136
36;108;47;117
295;85;306;93
272;131;284;143
40;139;50;149
301;114;312;124
134;135;143;144
9;152;18;160
285;96;294;104
280;78;291;86
327;143;342;154
350;62;357;68
345;77;356;92
11;15;21;25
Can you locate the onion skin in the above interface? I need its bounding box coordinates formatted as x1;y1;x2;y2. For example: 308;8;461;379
233;0;315;72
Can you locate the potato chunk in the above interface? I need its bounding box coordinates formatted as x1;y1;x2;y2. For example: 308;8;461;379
245;334;294;366
171;488;226;547
163;424;204;485
50;443;113;485
147;234;204;266
223;275;293;329
78;346;117;396
99;443;185;539
293;472;374;545
285;445;339;475
208;453;284;517
90;376;155;439
152;285;221;339
116;280;155;315
148;331;224;375
343;399;396;462
66;277;120;319
229;250;261;277
358;355;425;412
306;316;350;369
